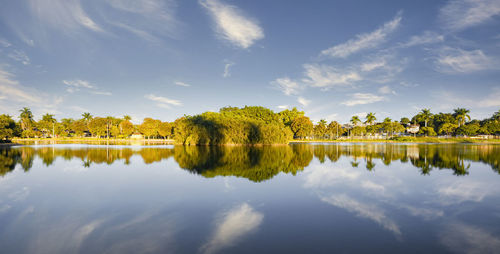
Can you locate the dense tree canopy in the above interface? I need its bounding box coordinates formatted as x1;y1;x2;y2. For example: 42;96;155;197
2;107;500;143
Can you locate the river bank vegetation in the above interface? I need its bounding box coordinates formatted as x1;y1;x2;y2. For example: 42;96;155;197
1;106;499;144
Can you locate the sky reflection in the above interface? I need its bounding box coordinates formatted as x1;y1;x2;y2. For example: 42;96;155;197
0;144;499;253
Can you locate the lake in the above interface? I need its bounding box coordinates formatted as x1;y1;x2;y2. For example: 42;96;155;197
1;143;500;253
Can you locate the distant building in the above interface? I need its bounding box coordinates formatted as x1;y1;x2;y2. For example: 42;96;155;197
131;133;143;139
407;124;420;134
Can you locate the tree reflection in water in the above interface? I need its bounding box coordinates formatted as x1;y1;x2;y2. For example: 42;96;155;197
0;144;499;181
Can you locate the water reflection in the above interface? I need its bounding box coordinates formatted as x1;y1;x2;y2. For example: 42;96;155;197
1;143;500;253
1;144;499;181
200;203;263;254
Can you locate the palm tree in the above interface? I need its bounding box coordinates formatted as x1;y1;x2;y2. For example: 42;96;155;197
105;116;114;139
81;112;93;137
350;116;361;126
42;113;57;137
82;112;93;122
19;107;34;130
492;110;500;122
42;113;56;123
123;115;132;121
365;112;376;125
420;109;432;127
453;108;471;127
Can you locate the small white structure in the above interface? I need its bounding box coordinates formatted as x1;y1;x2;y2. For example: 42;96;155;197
130;134;143;139
407;124;420;134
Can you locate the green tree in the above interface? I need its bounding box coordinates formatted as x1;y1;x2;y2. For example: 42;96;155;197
492;110;500;121
19;107;34;130
39;113;57;137
453;108;471;127
139;118;161;139
400;117;410;126
327;121;344;139
455;121;480;136
158;122;172;139
420;109;432;127
313;119;327;139
60;118;74;136
290;116;313;139
71;120;87;137
350;115;361;126
365;112;376;125
278;107;304;127
82;112;93;122
88;117;107;137
119;120;134;137
418;126;437;136
438;123;458;135
0;115;17;141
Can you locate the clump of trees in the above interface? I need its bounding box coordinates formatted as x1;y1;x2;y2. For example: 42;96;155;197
408;108;500;136
173;106;293;145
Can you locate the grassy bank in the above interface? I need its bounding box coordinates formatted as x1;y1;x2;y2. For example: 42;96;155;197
12;137;175;143
290;137;500;144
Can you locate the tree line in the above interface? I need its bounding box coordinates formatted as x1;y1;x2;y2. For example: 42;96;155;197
1;106;499;144
348;108;500;137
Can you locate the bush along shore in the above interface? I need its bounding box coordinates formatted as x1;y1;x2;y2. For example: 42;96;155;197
1;106;500;145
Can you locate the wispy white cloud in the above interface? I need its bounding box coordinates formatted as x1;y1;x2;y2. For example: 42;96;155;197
400;205;444;220
69;105;90;113
378;85;396;95
63;79;111;95
0;68;62;116
399;81;420;88
223;61;234;78
438;181;491;204
341;93;385;106
29;0;105;34
320;12;402;58
174;81;191;87
200;0;264;49
24;0;180;42
302;64;362;89
90;91;112;96
304;165;360;188
272;77;301;96
63;80;94;89
277;105;289;110
7;50;31;65
361;59;386;72
298;97;311;107
401;31;444;47
145;94;182;108
105;0;180;40
435;47;494;73
321;194;401;235
440;222;500;254
0;69;42;104
439;0;500;31
0;38;12;47
200;203;263;254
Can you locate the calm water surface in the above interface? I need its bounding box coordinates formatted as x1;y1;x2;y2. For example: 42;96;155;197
1;143;500;254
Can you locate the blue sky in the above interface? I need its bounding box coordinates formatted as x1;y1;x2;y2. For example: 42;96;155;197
0;0;499;123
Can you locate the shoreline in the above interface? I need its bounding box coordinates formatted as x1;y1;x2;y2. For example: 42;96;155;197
6;137;500;145
0;143;23;147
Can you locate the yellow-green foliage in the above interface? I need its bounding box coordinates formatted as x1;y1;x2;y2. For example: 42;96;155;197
173;106;292;145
